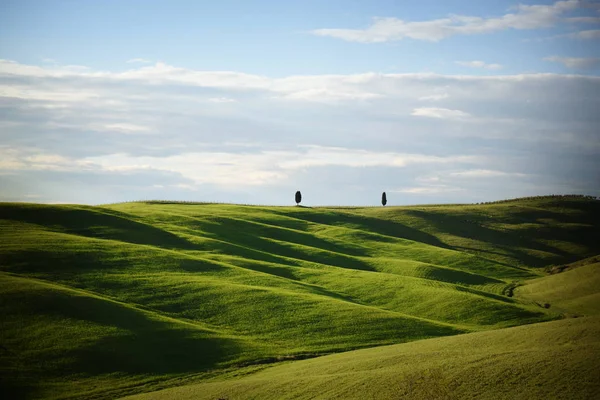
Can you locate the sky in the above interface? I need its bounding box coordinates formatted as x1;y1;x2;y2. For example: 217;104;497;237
0;0;599;206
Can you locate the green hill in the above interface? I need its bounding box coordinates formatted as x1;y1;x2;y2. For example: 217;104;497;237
515;255;600;317
125;316;600;400
1;196;599;399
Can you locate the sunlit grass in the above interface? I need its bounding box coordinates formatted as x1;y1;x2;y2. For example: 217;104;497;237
0;196;599;398
126;316;600;400
515;256;600;316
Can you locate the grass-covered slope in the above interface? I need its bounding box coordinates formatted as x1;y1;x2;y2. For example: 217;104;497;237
515;255;600;316
0;196;599;399
0;273;259;399
126;316;600;400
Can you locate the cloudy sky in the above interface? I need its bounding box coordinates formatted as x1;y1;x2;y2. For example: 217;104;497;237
1;0;599;205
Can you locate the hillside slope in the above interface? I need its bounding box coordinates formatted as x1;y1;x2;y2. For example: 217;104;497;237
1;196;599;398
125;316;600;400
0;272;261;399
515;255;600;316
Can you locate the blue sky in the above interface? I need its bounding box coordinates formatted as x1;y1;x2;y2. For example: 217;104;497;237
0;0;599;205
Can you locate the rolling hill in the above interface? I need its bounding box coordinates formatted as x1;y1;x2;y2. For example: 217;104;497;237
125;315;600;400
515;255;600;317
127;248;600;400
1;196;599;399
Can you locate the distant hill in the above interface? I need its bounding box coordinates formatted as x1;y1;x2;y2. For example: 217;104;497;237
1;196;599;399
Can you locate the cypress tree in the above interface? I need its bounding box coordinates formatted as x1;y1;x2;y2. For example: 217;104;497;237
381;192;387;206
295;190;302;205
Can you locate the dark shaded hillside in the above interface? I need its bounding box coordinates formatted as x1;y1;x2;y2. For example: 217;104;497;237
348;197;600;268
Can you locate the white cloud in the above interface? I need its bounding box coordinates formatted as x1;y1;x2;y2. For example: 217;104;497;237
95;123;153;133
278;146;478;169
418;92;449;101
3;59;599;144
455;61;503;70
392;185;462;194
567;29;600;38
411;107;470;119
532;27;600;41
416;176;441;183
0;147;96;172
418;87;449;101
1;59;599;204
449;169;528;178
566;17;600;23
0;145;480;187
0;84;99;102
3;59;599;107
208;97;238;103
277;88;383;103
311;0;580;42
126;58;153;64
115;62;272;90
544;55;600;69
393;168;531;198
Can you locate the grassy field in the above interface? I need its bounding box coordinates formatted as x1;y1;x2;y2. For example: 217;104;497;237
127;249;600;400
515;255;600;317
1;196;599;399
126;315;600;400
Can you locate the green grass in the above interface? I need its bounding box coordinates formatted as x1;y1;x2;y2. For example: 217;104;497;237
1;196;599;399
125;316;600;400
515;255;600;316
0;273;261;399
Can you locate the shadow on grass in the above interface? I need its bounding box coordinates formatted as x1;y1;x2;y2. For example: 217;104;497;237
0;275;248;399
0;248;226;276
0;204;197;250
0;377;34;400
221;257;300;280
30;288;244;374
72;328;237;375
190;217;375;272
418;265;504;286
212;216;367;256
403;209;593;268
275;209;450;250
186;232;304;268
